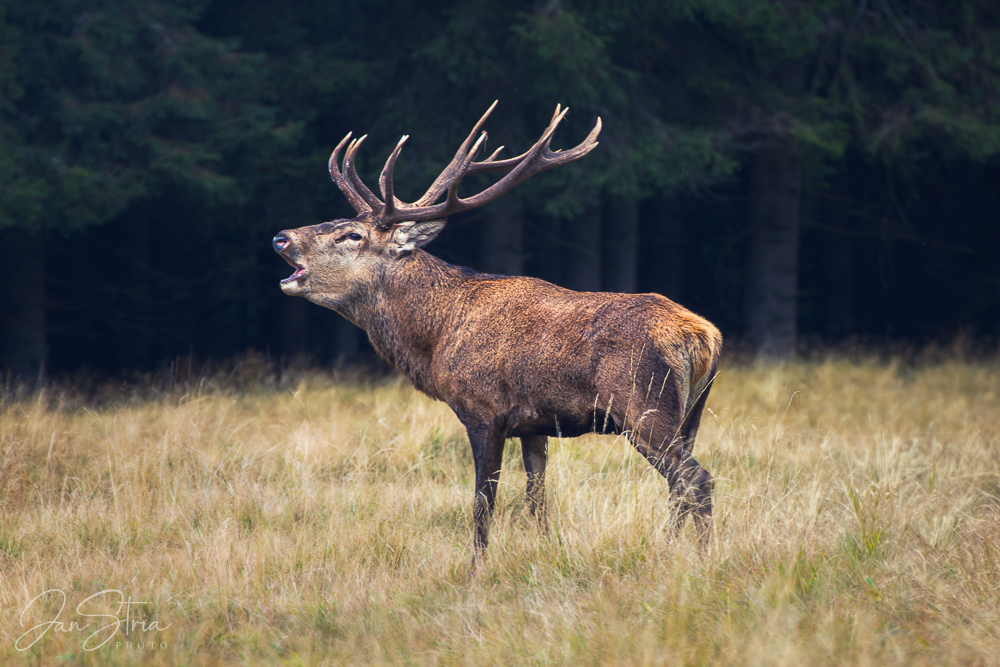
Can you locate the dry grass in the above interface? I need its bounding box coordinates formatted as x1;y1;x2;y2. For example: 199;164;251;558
1;354;999;665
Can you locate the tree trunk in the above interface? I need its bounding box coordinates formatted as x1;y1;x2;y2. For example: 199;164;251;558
1;227;47;388
823;165;855;340
744;135;801;358
562;205;602;292
125;208;154;368
480;197;524;276
604;197;638;293
648;200;686;301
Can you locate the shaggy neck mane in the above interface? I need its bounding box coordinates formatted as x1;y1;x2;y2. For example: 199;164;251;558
362;250;473;398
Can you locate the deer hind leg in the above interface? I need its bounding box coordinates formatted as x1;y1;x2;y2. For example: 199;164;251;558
625;397;714;547
520;435;548;532
672;374;717;544
661;452;714;546
465;422;506;569
677;373;716;459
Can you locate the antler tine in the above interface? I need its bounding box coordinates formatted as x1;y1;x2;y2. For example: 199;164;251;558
482;145;506;163
377;135;409;225
329;132;373;215
550;103;564;125
474;106;598;203
450;108;571;209
363;102;601;228
544;112;602;163
441;130;488;208
414;100;499;206
539;105;570;150
443;105;575;211
342;134;384;212
572;116;602;156
468;131;488;161
462;105;571;176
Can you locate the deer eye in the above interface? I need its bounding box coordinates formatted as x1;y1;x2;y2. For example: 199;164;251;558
348;233;362;241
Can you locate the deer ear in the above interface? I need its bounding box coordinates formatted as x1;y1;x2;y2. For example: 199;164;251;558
389;219;446;256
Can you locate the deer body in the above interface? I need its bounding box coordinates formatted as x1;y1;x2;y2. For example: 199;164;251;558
274;103;721;565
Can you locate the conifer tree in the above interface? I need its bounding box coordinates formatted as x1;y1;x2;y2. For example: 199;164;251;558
0;0;291;379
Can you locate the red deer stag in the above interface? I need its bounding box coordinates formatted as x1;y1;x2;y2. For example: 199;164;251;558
273;102;722;565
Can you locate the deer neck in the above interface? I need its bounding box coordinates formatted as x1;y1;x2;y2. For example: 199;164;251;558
353;250;471;398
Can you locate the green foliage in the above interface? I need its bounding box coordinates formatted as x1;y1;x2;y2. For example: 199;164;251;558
0;0;289;232
3;0;998;232
829;0;1000;166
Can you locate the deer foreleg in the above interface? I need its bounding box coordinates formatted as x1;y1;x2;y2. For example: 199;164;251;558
467;423;506;568
520;435;548;531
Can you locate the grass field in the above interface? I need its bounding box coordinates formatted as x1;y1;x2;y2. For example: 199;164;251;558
2;353;999;665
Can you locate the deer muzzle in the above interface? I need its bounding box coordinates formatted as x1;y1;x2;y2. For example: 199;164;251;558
273;231;308;288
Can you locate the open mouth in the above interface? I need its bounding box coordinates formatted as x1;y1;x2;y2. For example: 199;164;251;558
280;257;308;284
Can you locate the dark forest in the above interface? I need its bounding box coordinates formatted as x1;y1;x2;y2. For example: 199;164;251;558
2;0;999;384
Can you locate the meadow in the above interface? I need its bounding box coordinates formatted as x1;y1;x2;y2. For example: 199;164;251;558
1;352;999;665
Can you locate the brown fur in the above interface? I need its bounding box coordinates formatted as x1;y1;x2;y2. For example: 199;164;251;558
275;220;722;565
274;103;719;566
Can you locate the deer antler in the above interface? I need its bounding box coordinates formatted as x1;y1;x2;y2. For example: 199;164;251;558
329;102;602;229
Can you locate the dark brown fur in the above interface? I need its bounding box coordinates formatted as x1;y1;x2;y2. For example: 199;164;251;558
275;222;721;564
274;105;721;565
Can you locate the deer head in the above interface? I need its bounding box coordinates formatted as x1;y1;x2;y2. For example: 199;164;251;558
272;102;601;315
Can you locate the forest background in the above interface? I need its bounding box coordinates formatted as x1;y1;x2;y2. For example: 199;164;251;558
2;0;999;383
